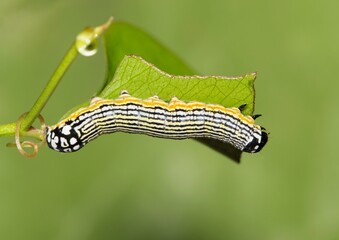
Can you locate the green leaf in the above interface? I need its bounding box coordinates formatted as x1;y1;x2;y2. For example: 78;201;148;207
99;21;195;94
98;55;255;163
64;22;258;162
99;55;256;116
99;22;255;115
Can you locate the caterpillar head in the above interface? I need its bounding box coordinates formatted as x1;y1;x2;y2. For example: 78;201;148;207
46;124;83;153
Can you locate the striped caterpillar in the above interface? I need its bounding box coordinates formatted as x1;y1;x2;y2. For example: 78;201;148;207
46;90;268;153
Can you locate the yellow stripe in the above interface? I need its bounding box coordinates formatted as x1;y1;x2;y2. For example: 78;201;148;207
55;95;257;128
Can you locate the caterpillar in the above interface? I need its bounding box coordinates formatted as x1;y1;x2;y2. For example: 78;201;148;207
46;90;268;153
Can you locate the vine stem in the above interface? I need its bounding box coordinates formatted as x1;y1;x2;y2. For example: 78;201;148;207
0;17;113;140
21;45;78;132
0;45;78;139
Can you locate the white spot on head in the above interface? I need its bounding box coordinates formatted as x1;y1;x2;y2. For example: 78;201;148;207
61;137;69;147
73;145;80;151
51;140;58;150
62;125;72;135
47;134;51;143
54;136;59;143
70;137;77;145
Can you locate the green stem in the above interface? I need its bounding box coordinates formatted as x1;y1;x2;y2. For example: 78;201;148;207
0;123;16;137
0;122;43;139
21;44;78;130
0;44;78;139
0;17;113;140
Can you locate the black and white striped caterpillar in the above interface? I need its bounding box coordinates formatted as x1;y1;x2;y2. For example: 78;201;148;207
46;91;268;153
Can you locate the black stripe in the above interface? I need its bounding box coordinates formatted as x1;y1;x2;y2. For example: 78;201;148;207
71;104;255;134
75;114;254;146
79;119;251;148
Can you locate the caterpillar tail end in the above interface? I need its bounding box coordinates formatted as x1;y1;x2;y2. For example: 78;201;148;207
243;131;268;153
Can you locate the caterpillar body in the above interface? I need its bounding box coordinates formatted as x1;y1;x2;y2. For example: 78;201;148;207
46;91;268;153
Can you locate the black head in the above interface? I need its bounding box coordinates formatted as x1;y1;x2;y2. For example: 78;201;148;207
46;125;83;153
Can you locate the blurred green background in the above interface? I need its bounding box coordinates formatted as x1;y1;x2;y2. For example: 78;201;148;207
1;0;338;239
